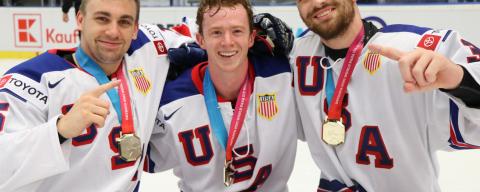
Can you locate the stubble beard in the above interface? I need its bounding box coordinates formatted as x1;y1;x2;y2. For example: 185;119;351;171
302;1;355;41
94;45;125;66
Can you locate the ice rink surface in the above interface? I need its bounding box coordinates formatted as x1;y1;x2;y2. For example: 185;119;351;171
2;59;479;192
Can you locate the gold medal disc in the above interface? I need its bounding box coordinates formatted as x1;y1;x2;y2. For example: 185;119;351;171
322;120;345;146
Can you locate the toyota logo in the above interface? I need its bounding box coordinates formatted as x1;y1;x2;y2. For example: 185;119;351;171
423;36;435;47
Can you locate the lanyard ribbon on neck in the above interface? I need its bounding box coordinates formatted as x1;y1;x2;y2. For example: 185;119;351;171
74;47;134;134
325;27;365;120
203;67;251;162
114;67;134;134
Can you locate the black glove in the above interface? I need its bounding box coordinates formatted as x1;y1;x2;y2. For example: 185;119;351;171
252;13;294;56
167;42;207;81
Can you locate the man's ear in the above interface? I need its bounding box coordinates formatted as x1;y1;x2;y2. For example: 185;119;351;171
249;30;257;48
132;23;139;40
196;33;205;49
76;11;84;31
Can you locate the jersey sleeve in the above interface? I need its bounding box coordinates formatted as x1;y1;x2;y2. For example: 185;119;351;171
0;72;69;191
426;29;480;151
289;69;305;141
138;23;193;49
295;100;306;141
145;109;179;173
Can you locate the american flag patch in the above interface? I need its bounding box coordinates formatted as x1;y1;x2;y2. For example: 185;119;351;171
129;68;151;95
257;93;278;120
362;51;381;75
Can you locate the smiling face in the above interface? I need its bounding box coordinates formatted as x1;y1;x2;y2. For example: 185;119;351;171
77;0;138;67
196;4;255;74
297;0;355;40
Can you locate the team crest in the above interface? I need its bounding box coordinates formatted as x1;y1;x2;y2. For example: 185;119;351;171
362;51;381;75
257;93;278;120
129;68;151;95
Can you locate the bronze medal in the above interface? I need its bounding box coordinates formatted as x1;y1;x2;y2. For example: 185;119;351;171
116;133;142;162
223;160;235;187
322;119;345;146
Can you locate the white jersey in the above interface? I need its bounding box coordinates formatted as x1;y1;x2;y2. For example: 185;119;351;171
291;24;480;191
147;55;299;192
0;24;191;192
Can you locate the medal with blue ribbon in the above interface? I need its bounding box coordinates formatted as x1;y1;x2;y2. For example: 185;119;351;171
74;47;140;162
203;66;252;186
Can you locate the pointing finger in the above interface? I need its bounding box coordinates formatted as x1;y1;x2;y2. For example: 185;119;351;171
89;80;121;97
368;44;405;61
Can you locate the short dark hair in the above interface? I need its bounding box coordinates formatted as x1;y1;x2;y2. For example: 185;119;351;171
79;0;140;22
196;0;253;35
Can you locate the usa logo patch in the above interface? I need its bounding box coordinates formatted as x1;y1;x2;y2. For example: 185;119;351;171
257;93;278;120
129;68;151;95
153;40;167;55
362;51;381;75
417;34;441;51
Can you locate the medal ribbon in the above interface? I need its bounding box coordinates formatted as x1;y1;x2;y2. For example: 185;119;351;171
74;47;134;134
114;66;135;134
203;67;251;162
326;27;364;120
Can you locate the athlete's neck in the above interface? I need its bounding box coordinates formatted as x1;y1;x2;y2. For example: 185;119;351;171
80;45;122;76
322;14;363;50
100;62;122;76
208;61;249;101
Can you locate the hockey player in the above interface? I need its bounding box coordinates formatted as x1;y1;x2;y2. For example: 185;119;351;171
0;0;192;191
146;0;299;191
292;0;480;191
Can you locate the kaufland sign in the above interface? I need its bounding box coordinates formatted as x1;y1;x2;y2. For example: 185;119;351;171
13;14;80;48
8;10;80;51
13;14;43;48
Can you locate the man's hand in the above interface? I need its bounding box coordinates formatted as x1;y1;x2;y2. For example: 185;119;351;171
167;43;207;80
62;13;69;23
368;44;464;92
57;80;120;138
253;13;294;56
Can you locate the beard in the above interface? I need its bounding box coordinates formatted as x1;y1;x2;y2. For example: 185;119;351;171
301;0;355;40
96;47;125;64
92;42;127;66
